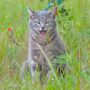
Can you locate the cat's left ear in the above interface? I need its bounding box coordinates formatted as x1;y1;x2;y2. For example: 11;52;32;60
27;8;35;18
49;6;57;18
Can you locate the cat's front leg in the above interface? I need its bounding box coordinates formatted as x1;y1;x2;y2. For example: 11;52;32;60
20;59;37;83
30;60;38;83
20;60;31;80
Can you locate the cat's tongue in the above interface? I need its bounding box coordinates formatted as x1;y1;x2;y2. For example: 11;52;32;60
40;31;46;39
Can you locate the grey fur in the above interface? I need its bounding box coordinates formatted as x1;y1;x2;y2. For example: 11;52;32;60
21;7;67;83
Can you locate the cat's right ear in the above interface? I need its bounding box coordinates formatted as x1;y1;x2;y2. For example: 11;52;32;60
27;8;35;18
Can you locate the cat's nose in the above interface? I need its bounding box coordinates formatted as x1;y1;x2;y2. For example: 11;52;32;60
41;27;45;30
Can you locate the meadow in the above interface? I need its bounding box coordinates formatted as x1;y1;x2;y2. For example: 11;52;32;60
0;0;90;90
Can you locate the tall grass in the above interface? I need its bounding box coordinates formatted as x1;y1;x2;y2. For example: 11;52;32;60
0;0;90;90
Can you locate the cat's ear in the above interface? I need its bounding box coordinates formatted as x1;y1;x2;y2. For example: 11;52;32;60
27;8;35;18
49;6;57;17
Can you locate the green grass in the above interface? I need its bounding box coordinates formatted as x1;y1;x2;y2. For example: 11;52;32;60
0;0;90;90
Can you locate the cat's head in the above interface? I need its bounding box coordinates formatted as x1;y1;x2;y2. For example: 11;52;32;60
28;7;57;36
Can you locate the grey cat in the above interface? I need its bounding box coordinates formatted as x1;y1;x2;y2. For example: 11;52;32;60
21;7;67;83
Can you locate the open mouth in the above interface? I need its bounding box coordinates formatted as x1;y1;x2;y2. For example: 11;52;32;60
39;30;46;39
40;30;46;35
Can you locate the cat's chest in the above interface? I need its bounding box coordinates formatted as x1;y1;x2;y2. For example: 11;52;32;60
33;34;50;45
31;37;60;61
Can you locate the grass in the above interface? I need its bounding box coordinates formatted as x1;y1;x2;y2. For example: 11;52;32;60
0;0;90;90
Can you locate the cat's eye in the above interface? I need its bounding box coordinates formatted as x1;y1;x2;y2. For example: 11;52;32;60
45;22;48;25
37;22;40;24
45;21;49;25
34;20;38;23
34;20;40;24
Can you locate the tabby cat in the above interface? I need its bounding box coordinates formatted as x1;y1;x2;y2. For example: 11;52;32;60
21;7;67;83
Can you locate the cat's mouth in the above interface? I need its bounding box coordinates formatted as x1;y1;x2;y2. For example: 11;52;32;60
40;30;46;35
39;30;46;39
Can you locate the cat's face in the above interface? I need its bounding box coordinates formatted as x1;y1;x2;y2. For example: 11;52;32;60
28;7;57;36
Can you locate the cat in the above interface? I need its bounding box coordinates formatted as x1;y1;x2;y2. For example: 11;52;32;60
20;7;67;83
